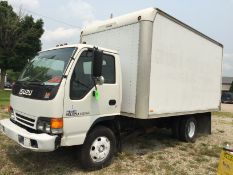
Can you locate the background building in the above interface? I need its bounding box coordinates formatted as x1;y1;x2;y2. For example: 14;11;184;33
222;77;233;91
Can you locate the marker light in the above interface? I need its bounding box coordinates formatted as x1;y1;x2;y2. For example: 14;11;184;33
51;118;63;134
8;106;13;113
51;118;63;129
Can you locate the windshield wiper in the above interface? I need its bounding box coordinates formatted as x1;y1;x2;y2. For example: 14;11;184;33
26;80;45;86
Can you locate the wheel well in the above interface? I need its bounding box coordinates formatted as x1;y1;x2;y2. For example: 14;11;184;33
170;112;211;135
88;116;119;136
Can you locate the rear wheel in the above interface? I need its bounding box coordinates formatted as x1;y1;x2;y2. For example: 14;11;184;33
179;117;197;142
80;125;116;170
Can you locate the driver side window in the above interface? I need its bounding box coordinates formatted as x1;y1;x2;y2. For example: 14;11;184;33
70;50;116;100
70;51;94;100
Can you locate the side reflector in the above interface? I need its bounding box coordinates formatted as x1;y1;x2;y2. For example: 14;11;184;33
149;109;154;113
8;106;13;113
51;118;63;129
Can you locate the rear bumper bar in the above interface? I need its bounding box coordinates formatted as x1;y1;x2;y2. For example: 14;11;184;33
0;119;58;152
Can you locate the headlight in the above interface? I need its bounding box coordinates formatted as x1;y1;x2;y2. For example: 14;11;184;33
37;117;63;134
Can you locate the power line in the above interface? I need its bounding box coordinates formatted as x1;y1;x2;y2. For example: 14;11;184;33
24;9;81;28
12;5;81;29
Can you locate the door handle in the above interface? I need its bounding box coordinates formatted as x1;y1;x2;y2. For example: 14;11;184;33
109;100;116;106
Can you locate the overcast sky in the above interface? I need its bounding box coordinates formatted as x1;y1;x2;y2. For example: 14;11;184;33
6;0;233;77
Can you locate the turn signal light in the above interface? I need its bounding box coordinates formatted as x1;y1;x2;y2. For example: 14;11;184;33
51;118;63;129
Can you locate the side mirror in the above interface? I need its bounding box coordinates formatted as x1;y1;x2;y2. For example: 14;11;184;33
96;76;104;85
92;48;103;77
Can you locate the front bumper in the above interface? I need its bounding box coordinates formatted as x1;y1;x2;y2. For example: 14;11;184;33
0;119;58;152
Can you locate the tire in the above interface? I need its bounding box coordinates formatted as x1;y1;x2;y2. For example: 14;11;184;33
80;125;116;170
179;117;197;142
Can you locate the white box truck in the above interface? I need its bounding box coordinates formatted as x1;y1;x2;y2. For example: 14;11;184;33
0;8;223;170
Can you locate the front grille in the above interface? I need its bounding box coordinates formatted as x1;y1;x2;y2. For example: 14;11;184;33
15;113;36;128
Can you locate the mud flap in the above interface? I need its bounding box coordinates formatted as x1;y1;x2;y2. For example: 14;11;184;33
195;112;211;135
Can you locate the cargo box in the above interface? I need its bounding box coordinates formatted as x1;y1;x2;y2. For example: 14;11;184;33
81;8;223;119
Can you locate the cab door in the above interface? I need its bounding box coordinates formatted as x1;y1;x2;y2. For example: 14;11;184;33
62;48;120;145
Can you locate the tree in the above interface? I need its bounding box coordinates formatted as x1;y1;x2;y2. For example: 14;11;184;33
229;81;233;93
6;69;21;83
0;1;44;89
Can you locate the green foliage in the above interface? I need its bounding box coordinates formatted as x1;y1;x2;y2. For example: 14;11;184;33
0;90;11;107
6;70;20;83
229;81;233;93
22;65;50;81
0;1;44;88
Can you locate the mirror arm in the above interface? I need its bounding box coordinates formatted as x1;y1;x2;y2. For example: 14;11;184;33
92;77;97;90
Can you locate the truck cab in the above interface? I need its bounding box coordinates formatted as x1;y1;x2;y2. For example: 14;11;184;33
0;44;122;154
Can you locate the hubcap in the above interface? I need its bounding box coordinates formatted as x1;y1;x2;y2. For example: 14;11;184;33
188;121;195;138
90;136;110;163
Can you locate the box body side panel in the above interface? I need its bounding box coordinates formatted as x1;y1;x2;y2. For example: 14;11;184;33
82;23;140;115
149;14;222;116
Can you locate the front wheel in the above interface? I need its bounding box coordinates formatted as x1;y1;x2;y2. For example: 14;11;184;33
80;126;116;170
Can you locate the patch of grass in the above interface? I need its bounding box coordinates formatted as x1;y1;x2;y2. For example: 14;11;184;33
117;152;126;159
198;144;222;158
114;161;124;174
222;141;231;146
210;161;219;170
159;161;174;174
0;145;81;175
123;152;136;161
172;169;187;175
216;129;225;133
140;163;155;174
213;111;233;118
178;145;189;152
194;156;208;162
156;154;165;160
0;90;11;108
206;165;216;173
0;111;9;119
147;153;154;159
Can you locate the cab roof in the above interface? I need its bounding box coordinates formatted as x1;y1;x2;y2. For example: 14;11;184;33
41;44;118;54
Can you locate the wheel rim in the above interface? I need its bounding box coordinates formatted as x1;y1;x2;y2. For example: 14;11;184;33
188;121;195;138
90;136;110;163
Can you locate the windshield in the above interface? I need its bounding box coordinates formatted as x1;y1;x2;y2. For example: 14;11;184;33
18;47;76;86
